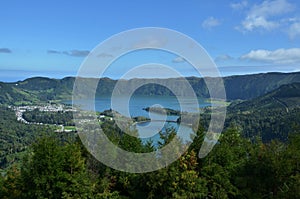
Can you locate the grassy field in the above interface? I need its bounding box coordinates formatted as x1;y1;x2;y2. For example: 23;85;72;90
64;126;76;131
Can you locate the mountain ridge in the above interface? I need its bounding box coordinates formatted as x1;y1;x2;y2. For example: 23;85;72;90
1;71;300;105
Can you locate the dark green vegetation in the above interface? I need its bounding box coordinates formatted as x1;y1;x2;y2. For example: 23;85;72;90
188;82;300;143
0;77;74;105
1;72;300;105
225;82;300;142
23;109;74;126
1;72;300;198
1;126;300;198
0;106;54;169
132;116;151;122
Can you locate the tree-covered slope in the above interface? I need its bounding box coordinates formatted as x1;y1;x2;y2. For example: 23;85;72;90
228;82;300;111
225;82;300;141
0;106;54;169
224;72;300;100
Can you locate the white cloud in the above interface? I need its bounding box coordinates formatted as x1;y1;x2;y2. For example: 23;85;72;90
242;16;279;31
241;48;300;64
172;56;186;63
230;1;248;10
288;22;300;39
202;17;221;29
240;0;295;31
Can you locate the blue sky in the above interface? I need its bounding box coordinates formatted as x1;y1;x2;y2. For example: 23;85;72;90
0;0;300;81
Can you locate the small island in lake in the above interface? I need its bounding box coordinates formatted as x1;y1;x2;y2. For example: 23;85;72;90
143;107;181;116
132;116;151;122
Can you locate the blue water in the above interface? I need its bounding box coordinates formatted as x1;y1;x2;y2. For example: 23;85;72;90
135;121;195;147
70;95;209;147
71;95;209;117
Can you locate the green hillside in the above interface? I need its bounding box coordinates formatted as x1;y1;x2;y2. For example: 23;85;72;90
228;82;300;111
0;77;75;105
225;82;300;141
224;72;300;100
0;82;40;105
0;106;54;168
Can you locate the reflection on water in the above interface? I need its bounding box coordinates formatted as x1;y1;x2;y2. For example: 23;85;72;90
70;95;209;117
70;95;207;147
134;121;194;148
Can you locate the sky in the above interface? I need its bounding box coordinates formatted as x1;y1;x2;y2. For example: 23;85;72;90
0;0;300;81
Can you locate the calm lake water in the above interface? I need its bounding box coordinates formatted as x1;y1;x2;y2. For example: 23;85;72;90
69;95;210;146
71;95;209;116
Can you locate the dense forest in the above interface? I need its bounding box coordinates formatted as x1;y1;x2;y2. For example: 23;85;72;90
224;82;300;142
1;123;300;198
23;109;74;126
0;106;54;169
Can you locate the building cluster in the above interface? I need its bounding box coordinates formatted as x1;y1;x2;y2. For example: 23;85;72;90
8;104;73;124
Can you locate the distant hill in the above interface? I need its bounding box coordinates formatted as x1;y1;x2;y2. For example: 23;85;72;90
0;77;75;105
0;81;40;105
0;71;300;105
223;72;300;100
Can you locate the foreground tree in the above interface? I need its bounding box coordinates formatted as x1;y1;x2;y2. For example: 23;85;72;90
0;166;22;199
20;136;92;198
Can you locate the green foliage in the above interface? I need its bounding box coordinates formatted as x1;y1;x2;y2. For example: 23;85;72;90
0;166;22;199
145;150;208;199
223;72;300;100
0;106;54;168
23;108;74;125
1;75;300;198
19;136;93;198
225;83;300;141
0;126;300;198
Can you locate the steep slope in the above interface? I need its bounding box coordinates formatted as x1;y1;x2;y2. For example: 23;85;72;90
226;82;300;141
228;82;300;112
223;72;300;100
